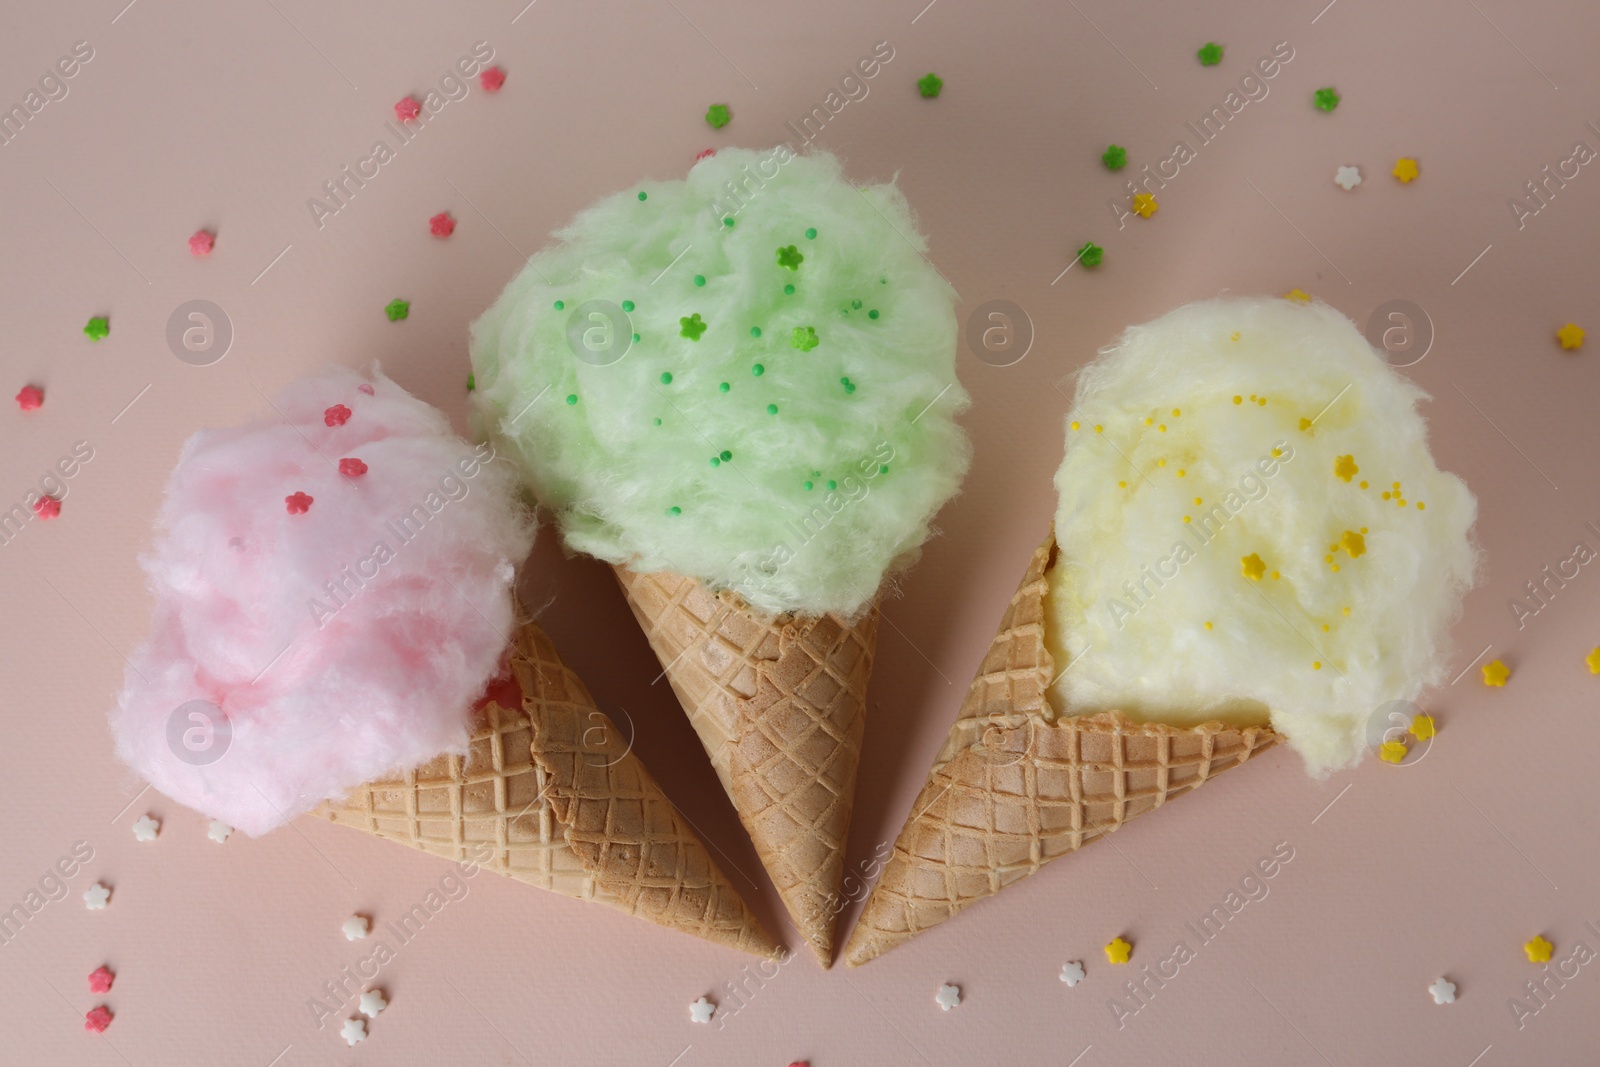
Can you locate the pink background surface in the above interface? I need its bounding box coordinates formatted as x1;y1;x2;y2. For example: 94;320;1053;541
2;0;1598;1064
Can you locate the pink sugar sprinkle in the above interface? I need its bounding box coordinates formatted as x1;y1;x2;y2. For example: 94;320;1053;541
324;404;352;427
84;1006;112;1034
394;96;421;122
188;230;215;256
479;67;506;92
88;966;114;994
429;212;456;238
339;458;368;478
16;385;43;411
357;383;375;395
696;148;717;160
33;496;61;520
285;492;313;515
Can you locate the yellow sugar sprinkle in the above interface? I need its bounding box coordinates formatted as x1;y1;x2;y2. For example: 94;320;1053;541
1172;408;1181;417
1144;417;1154;425
1271;447;1283;458
1094;424;1103;433
1157;459;1167;467
1233;395;1243;404
1325;554;1335;564
1331;563;1340;572
1118;480;1128;488
1250;394;1257;402
1194;497;1203;505
1392;481;1401;490
1176;469;1186;477
1341;530;1366;558
1256;397;1266;406
1071;421;1080;430
1343;606;1351;615
1382;491;1391;500
1360;527;1368;534
1313;661;1322;670
1204;621;1213;630
1396;498;1406;507
1158;424;1168;432
1417;501;1426;510
1230;331;1241;341
1183;515;1191;523
1299;417;1313;431
1322;624;1330;632
1359;480;1369;489
1271;570;1281;580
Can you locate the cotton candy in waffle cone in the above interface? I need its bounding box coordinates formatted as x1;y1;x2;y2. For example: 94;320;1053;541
612;565;877;967
313;616;779;958
842;533;1280;967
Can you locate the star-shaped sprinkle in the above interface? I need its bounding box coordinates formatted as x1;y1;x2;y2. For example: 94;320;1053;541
479;66;506;92
84;883;110;910
1393;158;1419;183
1335;166;1362;191
324;404;352;427
1379;740;1407;764
1101;144;1127;170
1334;454;1359;481
343;915;370;941
88;966;115;994
429;211;456;238
394;97;421;122
1285;288;1312;303
1429;977;1457;1004
935;983;961;1010
339;457;368;478
1557;323;1585;350
1241;553;1266;581
132;814;160;842
1060;961;1086;987
1313;87;1340;111
359;989;387;1018
1409;714;1436;740
1105;937;1132;964
791;325;820;351
1587;647;1600;674
1132;192;1158;218
15;385;43;410
188;229;215;256
341;1017;367;1046
705;103;731;128
84;316;109;341
1525;935;1553;963
689;996;716;1024
385;298;410;322
776;244;804;270
33;496;61;519
679;313;707;341
84;1006;113;1034
1197;42;1223;66
208;820;233;843
1077;241;1104;267
285;491;313;515
917;72;943;98
1482;659;1510;687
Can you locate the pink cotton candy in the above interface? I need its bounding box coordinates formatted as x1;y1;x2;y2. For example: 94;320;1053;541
109;366;536;837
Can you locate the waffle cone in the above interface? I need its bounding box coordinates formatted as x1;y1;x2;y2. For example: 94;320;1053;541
843;533;1280;967
613;565;877;967
313;616;779;958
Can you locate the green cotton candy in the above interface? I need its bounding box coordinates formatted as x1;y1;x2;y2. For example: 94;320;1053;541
469;147;971;617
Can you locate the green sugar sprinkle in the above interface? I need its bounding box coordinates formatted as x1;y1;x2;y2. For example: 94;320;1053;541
660;371;674;384
767;403;779;414
666;505;681;515
554;299;565;310
632;332;641;342
868;309;880;319
718;381;730;393
622;300;635;312
851;299;862;309
723;217;735;227
565;394;578;405
466;373;475;392
750;326;762;337
720;450;732;461
638;191;648;201
652;417;662;425
880;464;889;474
694;274;706;287
803;480;813;490
710;457;720;467
783;284;795;295
752;363;765;376
841;377;857;394
826;480;838;491
805;227;818;239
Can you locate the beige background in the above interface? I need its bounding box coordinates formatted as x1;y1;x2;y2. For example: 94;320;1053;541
2;0;1598;1064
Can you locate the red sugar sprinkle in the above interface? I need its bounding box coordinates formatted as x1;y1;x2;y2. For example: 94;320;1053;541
357;383;375;395
339;458;368;478
16;385;43;410
479;67;506;92
429;212;456;238
33;497;61;520
696;148;717;160
84;1006;113;1034
88;966;114;994
394;96;421;122
324;404;352;427
188;230;215;256
285;492;313;515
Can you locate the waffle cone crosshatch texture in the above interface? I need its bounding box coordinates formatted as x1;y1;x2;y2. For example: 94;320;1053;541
843;534;1281;966
613;565;877;967
315;616;780;957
